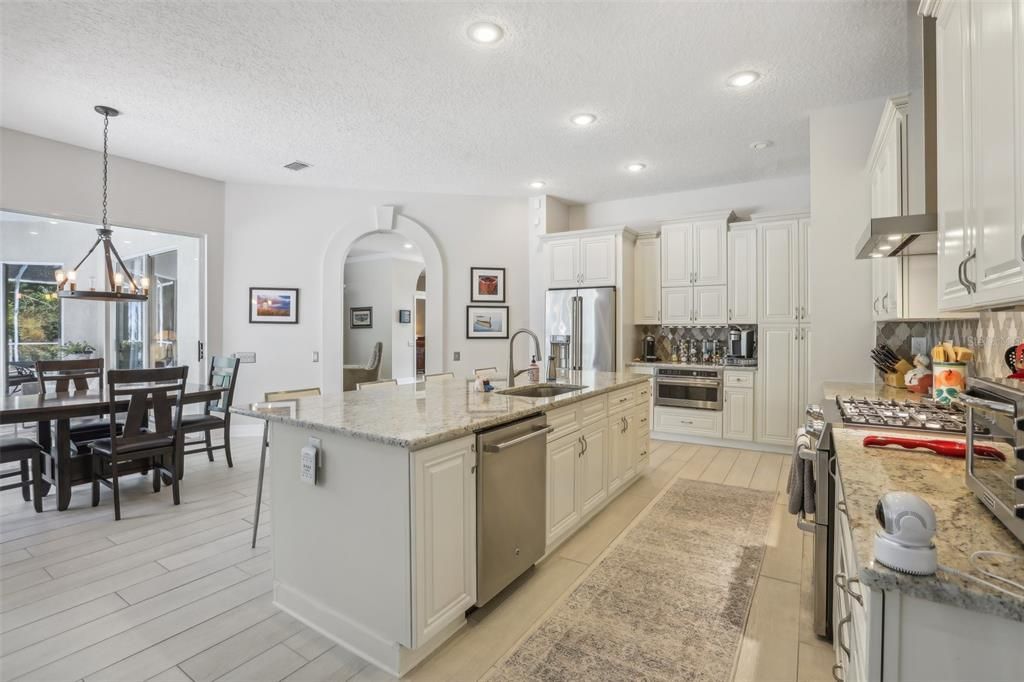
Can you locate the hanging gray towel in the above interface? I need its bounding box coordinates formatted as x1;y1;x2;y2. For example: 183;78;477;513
787;427;816;516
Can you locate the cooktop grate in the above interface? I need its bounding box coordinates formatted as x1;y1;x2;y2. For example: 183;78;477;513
836;396;990;435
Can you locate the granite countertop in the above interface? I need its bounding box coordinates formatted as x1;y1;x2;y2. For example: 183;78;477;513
824;383;1024;622
232;370;650;451
626;361;757;370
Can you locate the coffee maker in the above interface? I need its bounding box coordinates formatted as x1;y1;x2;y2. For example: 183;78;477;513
726;327;756;365
641;334;658;362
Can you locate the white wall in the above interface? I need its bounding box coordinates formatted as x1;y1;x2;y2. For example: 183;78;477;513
222;183;528;408
807;97;887;399
0;128;226;360
567;175;810;232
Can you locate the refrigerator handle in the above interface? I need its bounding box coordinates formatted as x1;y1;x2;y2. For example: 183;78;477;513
573;296;582;371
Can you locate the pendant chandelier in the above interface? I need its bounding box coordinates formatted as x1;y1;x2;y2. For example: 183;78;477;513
55;105;148;302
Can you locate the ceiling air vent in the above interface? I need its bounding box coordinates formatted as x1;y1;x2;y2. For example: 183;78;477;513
283;161;311;171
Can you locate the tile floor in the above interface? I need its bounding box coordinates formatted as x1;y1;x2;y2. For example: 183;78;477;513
0;436;834;681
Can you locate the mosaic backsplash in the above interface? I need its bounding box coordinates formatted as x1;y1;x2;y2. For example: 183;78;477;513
635;325;757;362
876;311;1024;379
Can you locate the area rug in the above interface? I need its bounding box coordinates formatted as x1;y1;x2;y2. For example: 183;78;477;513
490;479;776;682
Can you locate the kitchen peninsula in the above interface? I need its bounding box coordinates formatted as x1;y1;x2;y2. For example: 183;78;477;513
232;371;651;677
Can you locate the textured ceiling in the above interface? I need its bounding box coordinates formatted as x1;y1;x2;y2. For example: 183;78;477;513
0;1;911;203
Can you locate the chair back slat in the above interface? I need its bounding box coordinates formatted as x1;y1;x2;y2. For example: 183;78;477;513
35;358;104;394
208;356;240;414
106;366;188;453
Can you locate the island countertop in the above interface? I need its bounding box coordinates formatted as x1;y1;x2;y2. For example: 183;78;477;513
232;370;650;450
822;382;1024;621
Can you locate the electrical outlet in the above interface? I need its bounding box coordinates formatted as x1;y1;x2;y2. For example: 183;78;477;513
312;351;319;363
911;336;927;356
235;352;256;363
453;351;461;361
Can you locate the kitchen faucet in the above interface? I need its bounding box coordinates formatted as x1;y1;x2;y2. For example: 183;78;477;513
506;328;543;387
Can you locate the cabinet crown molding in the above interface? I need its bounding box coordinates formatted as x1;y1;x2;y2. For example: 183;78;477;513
537;224;637;241
657;209;737;226
918;0;942;19
748;209;810;222
866;94;911;172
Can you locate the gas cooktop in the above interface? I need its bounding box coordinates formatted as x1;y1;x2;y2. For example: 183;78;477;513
836;396;990;435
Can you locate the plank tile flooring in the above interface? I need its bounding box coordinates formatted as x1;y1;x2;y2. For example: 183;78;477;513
0;435;834;681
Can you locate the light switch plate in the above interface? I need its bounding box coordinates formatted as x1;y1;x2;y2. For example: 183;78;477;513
312;351;319;363
235;352;256;364
911;336;927;356
453;351;461;361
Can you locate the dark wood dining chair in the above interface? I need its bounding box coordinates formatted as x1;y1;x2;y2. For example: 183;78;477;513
34;359;117;444
89;366;189;520
0;436;49;513
181;356;240;467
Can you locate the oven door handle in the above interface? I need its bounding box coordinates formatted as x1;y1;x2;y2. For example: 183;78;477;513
655;378;722;387
798;445;816;461
958;394;1015;415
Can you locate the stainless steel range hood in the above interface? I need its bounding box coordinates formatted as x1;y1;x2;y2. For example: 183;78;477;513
856;17;937;260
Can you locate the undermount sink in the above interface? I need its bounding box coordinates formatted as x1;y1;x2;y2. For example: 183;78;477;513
496;383;587;398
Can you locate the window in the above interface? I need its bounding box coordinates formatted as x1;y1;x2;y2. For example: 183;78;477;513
5;263;62;365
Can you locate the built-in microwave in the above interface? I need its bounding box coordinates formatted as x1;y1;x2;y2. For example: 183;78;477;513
654;367;723;411
962;377;1024;544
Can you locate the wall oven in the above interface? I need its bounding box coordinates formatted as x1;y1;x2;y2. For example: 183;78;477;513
654;367;723;410
962;377;1024;544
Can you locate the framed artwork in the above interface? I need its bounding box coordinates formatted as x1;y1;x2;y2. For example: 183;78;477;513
398;309;412;324
466;305;509;339
249;287;299;324
470;267;506;303
350;307;373;328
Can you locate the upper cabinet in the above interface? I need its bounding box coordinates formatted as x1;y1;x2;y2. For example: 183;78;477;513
757;216;808;324
659;212;732;287
727;223;758;324
928;0;1024;310
633;236;661;324
543;231;617;288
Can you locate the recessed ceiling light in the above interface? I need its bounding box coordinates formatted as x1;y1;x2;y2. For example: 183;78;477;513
149;231;158;236
749;140;773;151
570;113;597;127
29;231;39;235
870;252;883;258
727;71;761;88
48;220;59;225
403;242;413;249
887;234;902;242
123;240;132;244
467;21;504;44
529;180;546;189
626;162;647;173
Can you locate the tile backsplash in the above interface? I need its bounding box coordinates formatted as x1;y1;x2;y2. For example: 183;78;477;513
876;311;1024;379
635;325;756;362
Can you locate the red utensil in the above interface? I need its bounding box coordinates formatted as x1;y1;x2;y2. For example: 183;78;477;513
863;435;1006;461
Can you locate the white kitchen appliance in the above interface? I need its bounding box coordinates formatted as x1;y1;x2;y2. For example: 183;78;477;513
872;492;938;575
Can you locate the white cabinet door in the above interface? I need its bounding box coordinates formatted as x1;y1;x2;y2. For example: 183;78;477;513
580;234;617;287
723;386;754;442
632;404;650;469
660;222;693;287
728;227;758;324
606;413;629;495
546;433;580;546
662;287;693;325
935;0;974;310
872;258;902;320
692;219;727;286
633;237;661;324
968;0;1024;306
693;285;727;325
579;420;608;516
798;218;812;323
756;325;800;446
547;238;581;289
799;326;813;415
759;221;800;323
412;437;476;645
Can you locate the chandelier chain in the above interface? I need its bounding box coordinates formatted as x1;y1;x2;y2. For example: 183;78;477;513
102;111;109;229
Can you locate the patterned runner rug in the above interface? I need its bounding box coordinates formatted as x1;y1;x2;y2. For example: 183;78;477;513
490;478;776;681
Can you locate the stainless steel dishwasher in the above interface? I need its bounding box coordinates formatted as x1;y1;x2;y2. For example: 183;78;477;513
475;414;550;607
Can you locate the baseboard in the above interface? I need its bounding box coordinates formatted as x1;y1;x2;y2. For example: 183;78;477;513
651;431;789;455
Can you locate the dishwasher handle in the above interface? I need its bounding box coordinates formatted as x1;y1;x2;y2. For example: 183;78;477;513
483;425;553;452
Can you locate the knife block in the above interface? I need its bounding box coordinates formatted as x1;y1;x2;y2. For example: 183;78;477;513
883;359;915;388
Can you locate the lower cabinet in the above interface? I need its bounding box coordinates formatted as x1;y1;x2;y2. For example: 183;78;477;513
579;419;608;517
653;405;723;438
545;433;581;546
412;436;477;646
723;386;754;441
607;408;637;495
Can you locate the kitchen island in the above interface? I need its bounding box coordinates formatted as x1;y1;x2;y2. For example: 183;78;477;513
232;371;651;676
819;381;1024;681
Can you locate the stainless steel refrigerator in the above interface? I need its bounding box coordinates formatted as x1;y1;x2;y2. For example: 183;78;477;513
545;287;616;372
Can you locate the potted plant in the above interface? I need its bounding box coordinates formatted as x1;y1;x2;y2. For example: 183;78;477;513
60;340;96;359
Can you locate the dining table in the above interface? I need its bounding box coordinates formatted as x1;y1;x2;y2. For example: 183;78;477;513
0;382;228;511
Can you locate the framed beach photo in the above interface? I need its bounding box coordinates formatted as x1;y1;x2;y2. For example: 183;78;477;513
470;267;506;303
249;287;299;324
466;305;509;339
350;306;373;328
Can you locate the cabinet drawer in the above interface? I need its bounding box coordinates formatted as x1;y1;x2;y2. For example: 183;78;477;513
653;406;723;438
607;387;636;413
546;405;579;442
635;381;652;403
579;395;607;425
723;370;754;388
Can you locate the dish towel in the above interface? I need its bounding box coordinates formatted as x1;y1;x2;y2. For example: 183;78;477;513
787;427;816;516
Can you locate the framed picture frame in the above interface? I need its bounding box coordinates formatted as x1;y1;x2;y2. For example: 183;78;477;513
249;287;299;324
470;267;506;303
398;309;411;324
350;307;373;328
466;305;509;339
